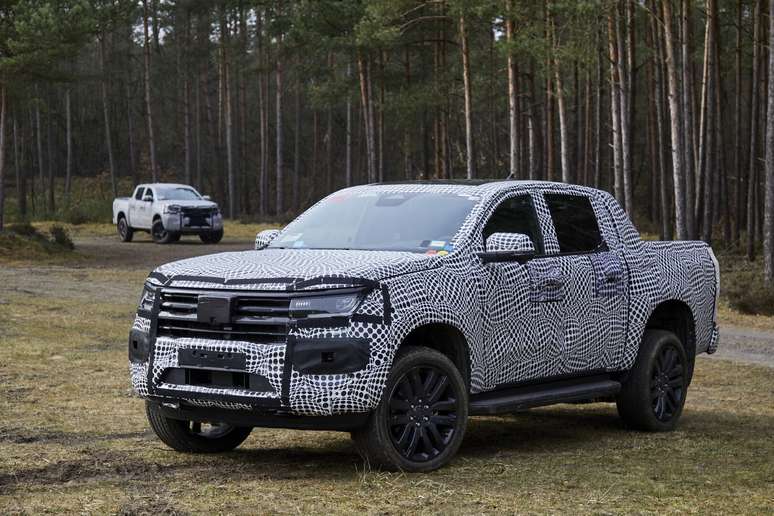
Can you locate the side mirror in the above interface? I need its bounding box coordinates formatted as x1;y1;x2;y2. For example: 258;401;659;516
202;195;211;201
143;194;153;202
479;232;536;264
255;229;281;250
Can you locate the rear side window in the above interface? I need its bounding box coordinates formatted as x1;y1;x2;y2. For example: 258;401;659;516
134;187;145;200
483;194;544;253
544;194;604;253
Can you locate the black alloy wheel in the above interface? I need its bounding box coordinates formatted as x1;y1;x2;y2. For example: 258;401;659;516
388;365;458;462
616;329;690;432
650;343;685;422
352;346;468;472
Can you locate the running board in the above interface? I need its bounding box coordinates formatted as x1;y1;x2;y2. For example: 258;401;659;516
469;376;621;416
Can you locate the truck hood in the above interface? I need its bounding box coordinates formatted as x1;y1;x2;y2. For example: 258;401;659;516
149;248;440;290
155;199;218;209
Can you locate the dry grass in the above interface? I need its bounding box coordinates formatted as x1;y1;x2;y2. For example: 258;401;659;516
1;265;773;513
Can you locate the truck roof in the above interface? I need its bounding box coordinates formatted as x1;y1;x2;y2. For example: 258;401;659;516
136;183;199;189
369;179;602;196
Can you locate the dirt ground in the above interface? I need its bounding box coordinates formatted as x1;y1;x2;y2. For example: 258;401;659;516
1;228;773;514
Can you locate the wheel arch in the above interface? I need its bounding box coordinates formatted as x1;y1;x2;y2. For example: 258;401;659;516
117;211;127;221
644;299;696;374
396;322;472;391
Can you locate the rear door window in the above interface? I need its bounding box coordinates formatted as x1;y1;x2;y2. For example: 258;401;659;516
134;187;145;200
544;193;604;254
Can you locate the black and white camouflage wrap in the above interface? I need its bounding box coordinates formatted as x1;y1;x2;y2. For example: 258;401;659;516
130;181;720;416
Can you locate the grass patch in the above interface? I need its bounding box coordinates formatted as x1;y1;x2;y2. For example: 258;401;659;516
717;251;774;317
0;224;77;262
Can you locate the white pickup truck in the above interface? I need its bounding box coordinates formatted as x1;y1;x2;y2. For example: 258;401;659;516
112;183;224;244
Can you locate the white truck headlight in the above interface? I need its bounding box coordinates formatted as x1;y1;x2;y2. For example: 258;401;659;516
289;292;364;318
164;205;181;214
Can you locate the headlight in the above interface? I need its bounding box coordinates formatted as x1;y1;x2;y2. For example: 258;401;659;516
164;205;181;214
289;292;364;318
138;283;157;312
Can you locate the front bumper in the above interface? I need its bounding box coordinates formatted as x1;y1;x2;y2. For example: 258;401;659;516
161;211;223;233
129;286;392;417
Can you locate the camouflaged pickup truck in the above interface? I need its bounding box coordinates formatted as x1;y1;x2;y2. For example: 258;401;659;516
129;180;720;472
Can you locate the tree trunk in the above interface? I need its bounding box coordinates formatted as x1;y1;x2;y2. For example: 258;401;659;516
357;52;376;183
293;60;301;211
696;20;710;236
346;60;353;186
700;0;718;244
459;13;475;179
142;0;158;182
275;15;284;216
35;99;44;212
220;10;235;218
46;107;54;212
0;87;5;231
616;1;633;213
733;0;744;245
64;88;73;201
13;114;25;219
553;55;571;183
256;11;267;216
748;0;762;260
651;0;672;239
545;19;554;181
506;0;518;179
661;0;688;240
608;14;624;205
765;0;774;283
681;0;697;238
101;36;118;198
594;40;603;189
183;8;192;186
378;51;385;182
125;80;137;184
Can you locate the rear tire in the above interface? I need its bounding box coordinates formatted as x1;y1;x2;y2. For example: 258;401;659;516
145;401;252;453
616;330;689;432
199;228;224;244
117;216;133;242
151;219;177;244
352;347;468;472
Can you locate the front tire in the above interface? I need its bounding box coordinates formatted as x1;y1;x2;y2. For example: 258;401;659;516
151;219;178;244
117;216;133;242
145;401;252;453
199;228;224;244
352;347;468;472
616;330;689;432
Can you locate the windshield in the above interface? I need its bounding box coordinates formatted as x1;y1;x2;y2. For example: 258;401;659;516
156;187;201;201
269;190;477;252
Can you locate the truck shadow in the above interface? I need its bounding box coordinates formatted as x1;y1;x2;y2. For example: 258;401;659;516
2;406;769;491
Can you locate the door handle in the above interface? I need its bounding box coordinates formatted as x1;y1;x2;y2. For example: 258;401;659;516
543;279;563;289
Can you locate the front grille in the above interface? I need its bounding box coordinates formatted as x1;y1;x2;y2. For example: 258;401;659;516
182;207;215;227
156;289;291;344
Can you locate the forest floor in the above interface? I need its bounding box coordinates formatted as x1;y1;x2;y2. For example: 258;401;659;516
1;224;773;513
